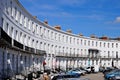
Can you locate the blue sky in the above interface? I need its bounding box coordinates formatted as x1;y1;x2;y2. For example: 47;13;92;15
19;0;120;37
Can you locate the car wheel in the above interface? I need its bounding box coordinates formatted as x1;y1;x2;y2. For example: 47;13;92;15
82;73;85;76
108;77;114;80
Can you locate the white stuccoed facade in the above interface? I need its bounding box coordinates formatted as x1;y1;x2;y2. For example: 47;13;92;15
0;0;120;78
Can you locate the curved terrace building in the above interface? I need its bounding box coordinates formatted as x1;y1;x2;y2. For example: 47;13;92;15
0;0;120;78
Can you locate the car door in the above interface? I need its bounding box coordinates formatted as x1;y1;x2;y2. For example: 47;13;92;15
115;71;120;80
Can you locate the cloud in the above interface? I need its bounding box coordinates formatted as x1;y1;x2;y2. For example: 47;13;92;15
115;17;120;23
106;16;120;24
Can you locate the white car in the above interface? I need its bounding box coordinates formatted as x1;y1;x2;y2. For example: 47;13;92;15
84;67;91;73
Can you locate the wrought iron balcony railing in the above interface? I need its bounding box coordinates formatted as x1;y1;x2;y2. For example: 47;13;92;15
0;27;12;46
13;39;23;49
36;49;46;55
55;52;89;58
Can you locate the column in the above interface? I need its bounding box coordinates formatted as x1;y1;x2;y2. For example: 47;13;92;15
30;55;34;72
16;10;19;21
14;54;17;73
75;60;78;68
25;17;28;29
3;49;8;75
64;60;66;70
0;50;3;76
29;20;32;30
17;53;21;73
20;14;23;25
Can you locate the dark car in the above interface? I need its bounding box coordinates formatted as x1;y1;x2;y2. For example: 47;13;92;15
51;74;79;80
104;69;120;80
51;74;89;80
99;67;105;72
111;75;120;80
103;67;114;75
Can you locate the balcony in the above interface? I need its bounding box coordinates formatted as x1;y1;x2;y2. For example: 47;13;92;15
24;46;35;53
0;28;12;46
0;27;46;56
13;39;23;49
29;47;35;53
55;52;88;59
25;46;29;51
25;46;46;55
36;49;46;55
56;52;67;57
98;56;115;60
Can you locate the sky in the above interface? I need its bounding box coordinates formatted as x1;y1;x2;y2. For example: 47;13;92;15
19;0;120;38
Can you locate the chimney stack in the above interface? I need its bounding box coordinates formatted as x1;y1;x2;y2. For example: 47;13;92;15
66;29;72;33
78;33;83;36
100;35;109;40
44;20;48;24
90;34;96;38
54;25;61;30
33;16;37;19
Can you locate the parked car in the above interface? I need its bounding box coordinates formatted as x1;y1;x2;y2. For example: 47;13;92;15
75;68;86;75
66;69;81;77
103;67;115;76
111;75;120;80
51;74;80;80
83;67;91;73
99;67;105;72
104;69;120;80
84;66;99;73
51;74;90;80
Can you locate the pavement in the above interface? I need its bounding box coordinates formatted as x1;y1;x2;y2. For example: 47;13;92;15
32;72;104;80
81;72;104;80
